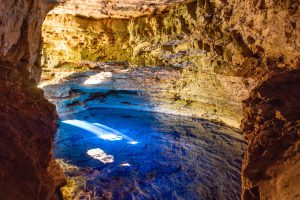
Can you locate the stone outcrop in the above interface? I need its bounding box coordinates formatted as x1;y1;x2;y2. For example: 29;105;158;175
242;69;300;199
0;0;65;199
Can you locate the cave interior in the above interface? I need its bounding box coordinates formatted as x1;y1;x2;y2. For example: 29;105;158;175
0;0;299;200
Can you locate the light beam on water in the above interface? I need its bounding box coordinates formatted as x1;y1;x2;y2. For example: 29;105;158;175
62;120;138;144
92;123;138;144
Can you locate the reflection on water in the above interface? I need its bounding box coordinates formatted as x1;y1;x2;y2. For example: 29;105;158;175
55;108;246;200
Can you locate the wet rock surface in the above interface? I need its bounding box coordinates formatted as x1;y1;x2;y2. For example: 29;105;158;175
42;65;246;200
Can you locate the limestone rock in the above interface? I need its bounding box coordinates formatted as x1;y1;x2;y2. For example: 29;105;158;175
0;0;63;199
0;62;59;200
49;0;185;19
0;0;56;81
43;0;298;127
242;69;300;199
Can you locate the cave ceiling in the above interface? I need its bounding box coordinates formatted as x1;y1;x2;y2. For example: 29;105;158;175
50;0;185;18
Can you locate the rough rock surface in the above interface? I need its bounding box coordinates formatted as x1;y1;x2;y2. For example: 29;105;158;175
0;0;64;199
42;16;131;68
0;0;299;199
0;0;55;81
50;0;184;19
242;69;300;200
42;0;300;199
42;0;300;127
0;62;59;200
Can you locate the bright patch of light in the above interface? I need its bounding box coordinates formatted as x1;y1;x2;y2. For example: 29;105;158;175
120;163;130;167
87;148;114;163
92;123;138;145
55;42;68;51
62;120;122;141
83;72;112;85
128;141;138;145
38;82;47;89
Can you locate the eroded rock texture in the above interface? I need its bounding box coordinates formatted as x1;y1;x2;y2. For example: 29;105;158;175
0;62;60;200
0;0;298;199
41;0;300;199
49;0;184;19
42;0;299;127
242;69;300;200
0;0;64;199
0;0;55;81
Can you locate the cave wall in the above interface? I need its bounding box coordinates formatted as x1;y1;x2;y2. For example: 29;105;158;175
0;0;298;199
0;0;64;199
42;14;131;67
42;0;299;128
242;69;300;199
41;0;300;199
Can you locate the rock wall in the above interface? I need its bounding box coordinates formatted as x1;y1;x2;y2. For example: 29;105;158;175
1;0;298;199
48;0;184;19
42;0;299;128
242;69;300;199
42;14;131;67
41;0;300;199
0;0;64;199
0;0;54;81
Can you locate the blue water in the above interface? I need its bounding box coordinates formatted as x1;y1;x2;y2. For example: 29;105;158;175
55;107;246;200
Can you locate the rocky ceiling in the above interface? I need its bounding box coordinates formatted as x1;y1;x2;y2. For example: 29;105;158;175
50;0;185;19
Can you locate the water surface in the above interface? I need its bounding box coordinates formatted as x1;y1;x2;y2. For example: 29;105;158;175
55;107;245;200
44;69;246;200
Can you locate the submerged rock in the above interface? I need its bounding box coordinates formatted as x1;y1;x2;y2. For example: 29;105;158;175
87;148;114;163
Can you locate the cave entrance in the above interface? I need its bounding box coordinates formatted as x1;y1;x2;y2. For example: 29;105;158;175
39;1;248;199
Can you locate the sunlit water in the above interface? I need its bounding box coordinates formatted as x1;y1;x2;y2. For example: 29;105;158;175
44;69;247;200
55;107;246;200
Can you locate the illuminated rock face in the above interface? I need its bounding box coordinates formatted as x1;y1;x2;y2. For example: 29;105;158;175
0;0;53;81
48;0;184;19
42;16;131;68
42;0;299;128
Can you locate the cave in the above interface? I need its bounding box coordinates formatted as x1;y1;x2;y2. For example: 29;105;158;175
0;0;299;200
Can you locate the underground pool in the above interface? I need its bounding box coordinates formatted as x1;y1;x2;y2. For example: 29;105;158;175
43;66;246;200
